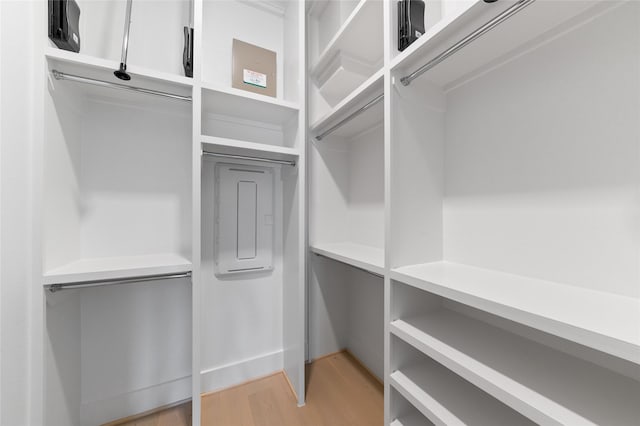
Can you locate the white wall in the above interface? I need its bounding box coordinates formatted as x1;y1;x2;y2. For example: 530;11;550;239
200;158;285;393
443;1;640;297
0;1;37;425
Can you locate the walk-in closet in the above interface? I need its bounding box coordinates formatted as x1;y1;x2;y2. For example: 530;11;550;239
0;0;638;425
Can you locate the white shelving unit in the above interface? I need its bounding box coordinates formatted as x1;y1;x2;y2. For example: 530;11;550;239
383;1;640;425
38;1;306;425
391;309;640;425
311;242;384;276
391;262;640;364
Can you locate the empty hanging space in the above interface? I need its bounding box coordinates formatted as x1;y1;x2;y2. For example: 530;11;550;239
44;275;192;426
388;1;640;424
309;72;384;273
308;0;383;125
43;55;193;285
200;0;301;150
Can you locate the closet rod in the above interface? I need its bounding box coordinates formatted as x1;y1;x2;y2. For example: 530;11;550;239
315;93;384;141
46;271;192;293
400;0;536;86
51;70;192;102
202;151;296;167
313;253;384;279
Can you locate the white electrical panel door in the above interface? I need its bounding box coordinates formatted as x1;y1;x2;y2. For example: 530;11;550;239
215;163;275;275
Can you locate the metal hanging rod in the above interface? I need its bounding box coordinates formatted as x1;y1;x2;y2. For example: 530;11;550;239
313;253;384;279
46;271;192;293
202;151;296;167
51;70;192;102
315;93;384;141
400;0;536;86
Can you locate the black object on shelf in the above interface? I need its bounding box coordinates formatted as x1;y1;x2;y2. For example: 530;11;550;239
398;0;425;52
183;26;194;78
48;0;81;53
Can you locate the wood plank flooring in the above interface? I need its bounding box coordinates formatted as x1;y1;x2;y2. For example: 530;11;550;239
103;401;192;426
107;351;383;426
202;351;383;426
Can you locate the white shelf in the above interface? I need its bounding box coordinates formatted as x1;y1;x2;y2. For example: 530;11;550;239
390;261;640;365
390;0;607;89
310;69;383;140
201;135;299;163
43;254;192;285
390;413;432;426
391;310;640;425
311;0;383;79
45;47;193;99
390;362;533;426
201;82;299;126
310;242;384;276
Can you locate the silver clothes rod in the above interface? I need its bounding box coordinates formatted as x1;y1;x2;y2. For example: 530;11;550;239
400;0;536;86
51;70;192;102
47;271;192;293
315;93;384;141
313;253;384;279
202;151;296;167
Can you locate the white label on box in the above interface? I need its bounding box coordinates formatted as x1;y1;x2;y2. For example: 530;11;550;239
243;69;267;88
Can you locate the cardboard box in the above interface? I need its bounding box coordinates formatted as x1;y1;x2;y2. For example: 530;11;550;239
232;39;277;98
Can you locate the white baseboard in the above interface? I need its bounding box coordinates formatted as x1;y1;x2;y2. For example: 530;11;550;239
200;349;283;394
80;375;191;426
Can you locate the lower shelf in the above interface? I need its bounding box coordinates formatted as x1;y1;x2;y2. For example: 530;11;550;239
43;253;192;285
310;241;384;276
390;413;433;426
391;309;640;425
390;360;533;426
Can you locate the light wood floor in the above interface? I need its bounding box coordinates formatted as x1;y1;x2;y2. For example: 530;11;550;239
202;351;383;426
104;401;192;426
107;351;383;426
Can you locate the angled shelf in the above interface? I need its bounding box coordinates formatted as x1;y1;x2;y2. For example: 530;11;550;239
43;253;192;286
201;135;299;163
390;413;432;426
390;362;533;426
390;0;608;89
390;261;640;364
310;242;384;276
391;309;640;425
201;82;299;126
310;69;383;140
45;46;193;100
310;0;383;79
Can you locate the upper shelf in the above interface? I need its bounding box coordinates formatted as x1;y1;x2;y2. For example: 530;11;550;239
43;253;192;286
201;135;299;163
45;47;193;100
310;69;383;140
311;242;384;276
390;0;608;90
390;261;640;365
201;82;299;126
310;0;383;79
